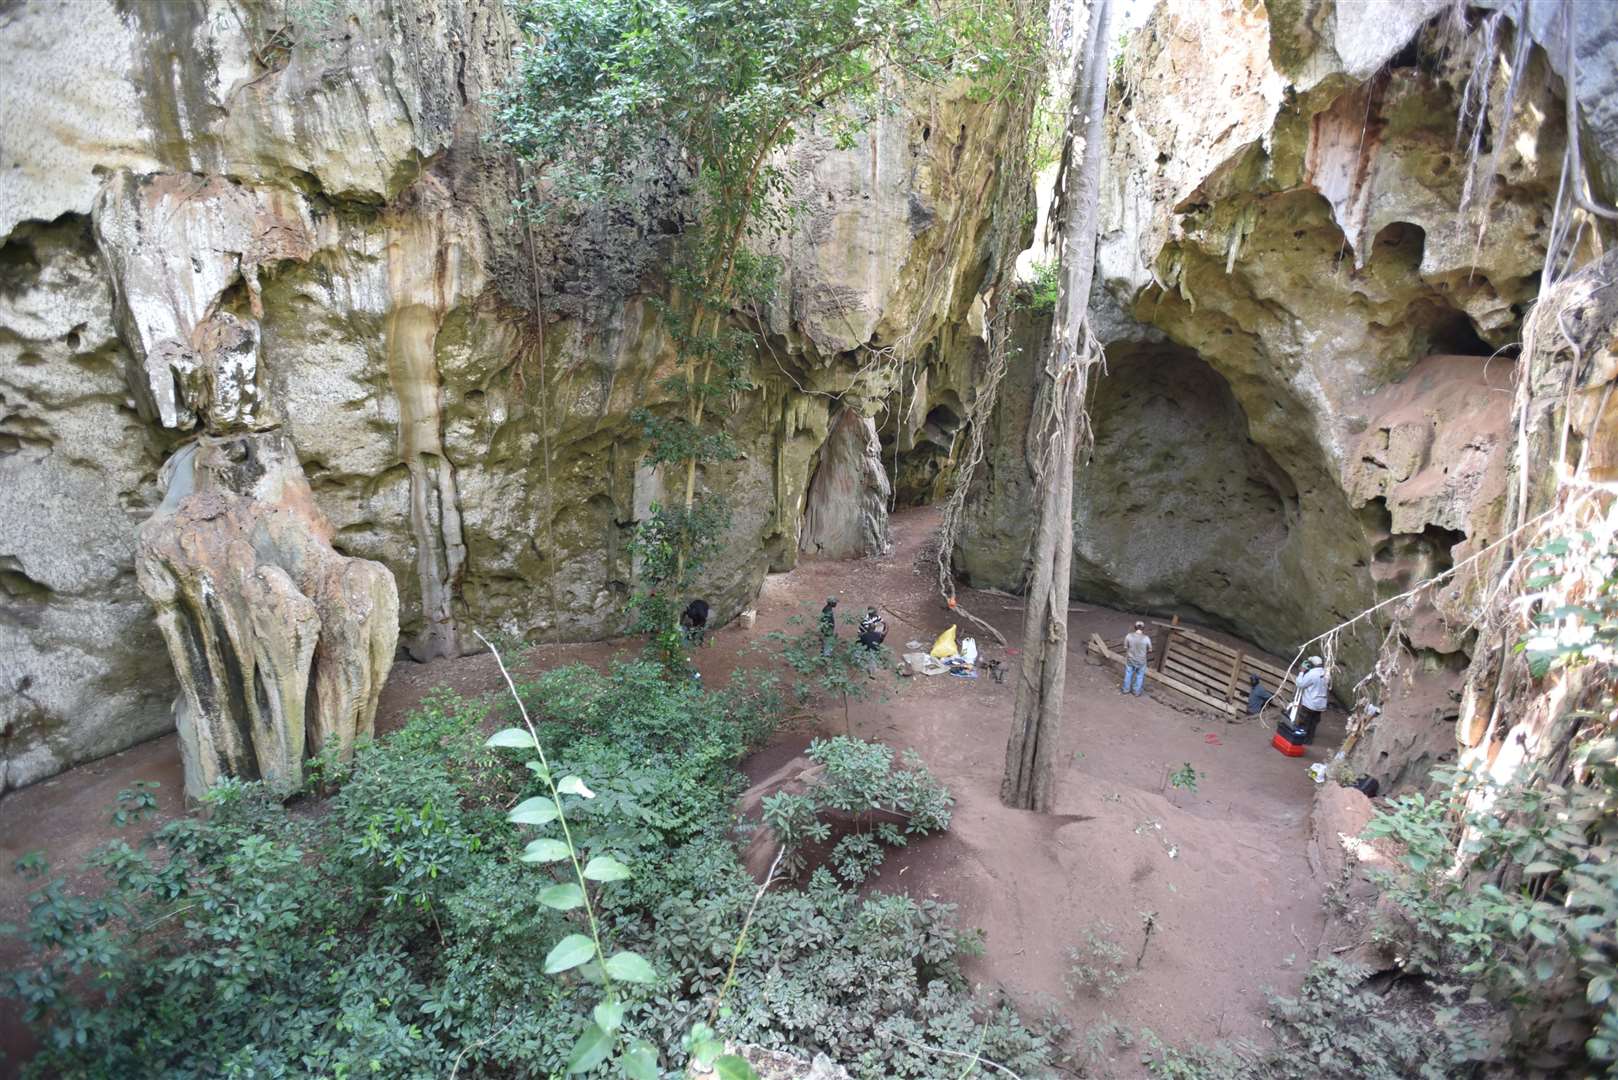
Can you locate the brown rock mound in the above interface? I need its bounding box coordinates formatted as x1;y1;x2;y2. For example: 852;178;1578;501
136;432;398;799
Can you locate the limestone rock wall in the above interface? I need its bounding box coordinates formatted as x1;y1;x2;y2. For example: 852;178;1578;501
957;0;1611;779
0;0;1020;789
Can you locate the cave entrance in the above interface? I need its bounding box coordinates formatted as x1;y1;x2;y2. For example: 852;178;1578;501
1065;341;1300;636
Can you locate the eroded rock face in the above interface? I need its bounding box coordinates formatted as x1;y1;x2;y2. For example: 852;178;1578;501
960;0;1601;711
137;433;398;798
0;217;175;794
800;409;893;560
0;0;1018;786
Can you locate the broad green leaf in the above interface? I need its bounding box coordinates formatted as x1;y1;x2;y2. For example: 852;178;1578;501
604;950;656;984
487;728;537;749
689;1037;724;1070
526;760;551;782
540;883;586;910
620;1040;659;1080
593;997;624;1032
544;934;596;974
509;797;560;826
584;855;631;882
715;1055;761;1080
1589;976;1612;1005
1523;861;1560;876
566;1022;613;1075
558;775;596;799
521;838;571;863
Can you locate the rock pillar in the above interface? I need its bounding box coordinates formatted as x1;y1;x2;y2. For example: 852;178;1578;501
799;408;893;559
137;433;399;799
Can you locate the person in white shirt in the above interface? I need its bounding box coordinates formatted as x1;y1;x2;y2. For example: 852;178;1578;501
1294;655;1330;743
1121;621;1152;696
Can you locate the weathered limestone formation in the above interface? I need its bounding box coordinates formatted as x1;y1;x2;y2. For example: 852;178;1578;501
0;217;175;794
800;409;893;559
0;0;1017;788
137;433;398;799
957;0;1606;705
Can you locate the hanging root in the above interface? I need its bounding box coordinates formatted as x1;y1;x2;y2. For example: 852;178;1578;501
934;299;1015;646
928;0;1050;649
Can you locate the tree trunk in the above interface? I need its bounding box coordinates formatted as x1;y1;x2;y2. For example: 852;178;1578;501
1002;0;1112;811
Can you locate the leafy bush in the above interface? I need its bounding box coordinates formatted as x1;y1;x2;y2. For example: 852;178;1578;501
7;666;1055;1079
1360;748;1618;1070
769;607;895;735
1066;922;1131;999
1019;258;1061;314
807;736;954;836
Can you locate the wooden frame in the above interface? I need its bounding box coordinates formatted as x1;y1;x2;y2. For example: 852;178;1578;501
1085;623;1296;719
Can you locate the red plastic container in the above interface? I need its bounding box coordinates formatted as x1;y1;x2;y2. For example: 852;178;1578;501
1271;732;1306;757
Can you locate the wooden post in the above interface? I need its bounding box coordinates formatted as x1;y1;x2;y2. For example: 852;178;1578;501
1223;651;1244;706
1154;614;1178;672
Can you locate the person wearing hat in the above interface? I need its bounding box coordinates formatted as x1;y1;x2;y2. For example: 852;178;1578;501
1121;620;1152;696
1294;655;1330;742
819;597;838;655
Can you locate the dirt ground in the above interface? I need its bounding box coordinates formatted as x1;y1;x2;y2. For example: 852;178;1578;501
0;506;1344;1075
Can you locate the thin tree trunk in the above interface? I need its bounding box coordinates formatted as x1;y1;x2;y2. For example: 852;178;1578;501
1002;0;1111;812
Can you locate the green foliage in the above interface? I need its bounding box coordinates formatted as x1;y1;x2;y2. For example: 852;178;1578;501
759;736;953;881
1361;747;1618;1070
110;780;160;826
770;606;895;732
1019;257;1061;314
12;850;47;880
627;496;732;671
807;736;954;835
1262;959;1489;1079
1065;921;1131;999
1517;528;1618;677
6;658;1060;1078
1168;762;1202;796
761;791;830;878
496;0;1024;228
1125;960;1485;1080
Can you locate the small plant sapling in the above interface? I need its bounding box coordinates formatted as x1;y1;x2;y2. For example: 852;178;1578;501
110;781;160;826
769;605;894;735
1066;921;1132;998
1168;762;1203;803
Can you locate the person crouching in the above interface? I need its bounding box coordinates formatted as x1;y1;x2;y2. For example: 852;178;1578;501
857;607;887;651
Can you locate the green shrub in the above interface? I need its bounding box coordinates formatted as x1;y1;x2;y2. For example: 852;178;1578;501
1019;258;1061;314
1066;921;1131;999
7;667;1055;1079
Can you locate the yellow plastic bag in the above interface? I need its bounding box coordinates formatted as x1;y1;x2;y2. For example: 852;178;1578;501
930;624;959;659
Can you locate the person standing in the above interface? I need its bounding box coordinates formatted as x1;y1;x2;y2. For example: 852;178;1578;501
1122;620;1152;696
1294;655;1330;742
819;597;838;656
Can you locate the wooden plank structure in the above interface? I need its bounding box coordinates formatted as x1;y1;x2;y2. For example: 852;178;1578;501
1085;619;1298;718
